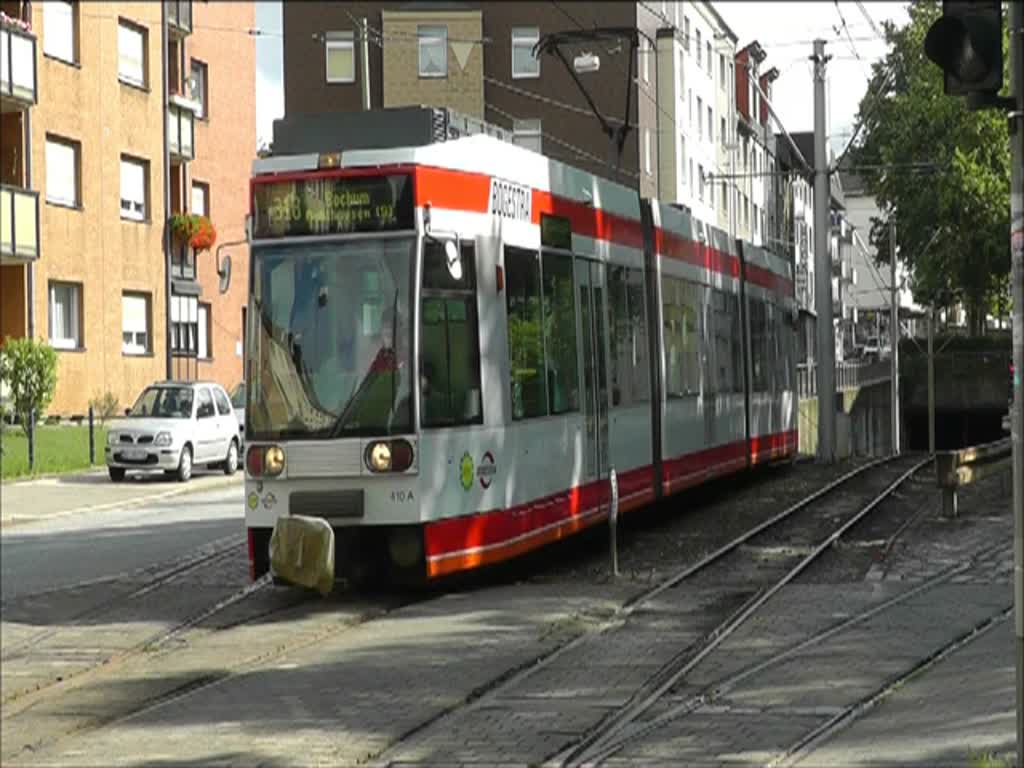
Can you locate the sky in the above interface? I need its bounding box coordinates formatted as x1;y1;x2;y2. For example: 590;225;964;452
252;1;912;153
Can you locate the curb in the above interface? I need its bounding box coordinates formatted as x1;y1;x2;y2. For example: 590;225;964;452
0;474;244;530
1;467;107;486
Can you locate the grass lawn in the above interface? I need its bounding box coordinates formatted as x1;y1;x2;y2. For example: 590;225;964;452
0;424;109;481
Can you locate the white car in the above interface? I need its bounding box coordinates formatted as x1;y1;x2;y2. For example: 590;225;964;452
229;381;246;446
105;381;241;482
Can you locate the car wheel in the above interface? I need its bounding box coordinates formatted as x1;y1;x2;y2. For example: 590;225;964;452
176;445;193;482
109;467;126;482
224;439;239;475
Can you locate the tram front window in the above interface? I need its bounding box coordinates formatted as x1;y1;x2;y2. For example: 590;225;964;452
248;238;413;440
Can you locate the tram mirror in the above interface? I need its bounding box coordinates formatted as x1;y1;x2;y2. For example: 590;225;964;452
444;240;464;282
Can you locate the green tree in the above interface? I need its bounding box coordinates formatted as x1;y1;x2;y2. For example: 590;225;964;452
849;0;1011;335
0;337;58;437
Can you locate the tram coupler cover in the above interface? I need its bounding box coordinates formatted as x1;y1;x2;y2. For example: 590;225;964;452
269;516;335;596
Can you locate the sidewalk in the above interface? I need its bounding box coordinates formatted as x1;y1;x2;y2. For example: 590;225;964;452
0;469;243;528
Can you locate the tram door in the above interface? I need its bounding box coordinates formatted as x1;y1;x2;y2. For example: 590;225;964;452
576;259;610;482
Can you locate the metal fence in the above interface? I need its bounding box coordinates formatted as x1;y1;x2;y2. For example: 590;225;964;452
797;360;892;398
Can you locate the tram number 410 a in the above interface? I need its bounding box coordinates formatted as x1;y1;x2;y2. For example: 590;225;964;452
391;490;415;503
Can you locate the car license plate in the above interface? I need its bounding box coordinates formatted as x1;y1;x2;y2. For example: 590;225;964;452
124;448;148;460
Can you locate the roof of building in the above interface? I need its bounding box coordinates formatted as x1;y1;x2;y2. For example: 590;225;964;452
701;1;739;42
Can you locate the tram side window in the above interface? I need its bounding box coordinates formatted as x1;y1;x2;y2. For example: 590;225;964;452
420;241;483;428
663;277;702;397
750;297;771;392
711;290;742;394
505;246;547;419
542;251;579;414
608;266;631;406
627;268;651;402
608;266;651;406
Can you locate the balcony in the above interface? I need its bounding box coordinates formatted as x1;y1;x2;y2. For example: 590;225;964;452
168;99;195;161
166;0;192;38
0;184;39;263
0;22;36;111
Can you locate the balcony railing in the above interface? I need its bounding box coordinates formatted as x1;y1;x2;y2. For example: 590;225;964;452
0;184;39;263
797;360;892;398
0;23;37;109
166;0;192;37
168;101;194;161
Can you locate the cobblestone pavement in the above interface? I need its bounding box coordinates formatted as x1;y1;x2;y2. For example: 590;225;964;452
2;459;1015;768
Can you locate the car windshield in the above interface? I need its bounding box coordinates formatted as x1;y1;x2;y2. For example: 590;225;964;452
230;383;245;409
248;237;413;440
129;387;194;418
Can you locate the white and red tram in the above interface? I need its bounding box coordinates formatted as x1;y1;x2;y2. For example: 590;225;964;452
243;132;797;584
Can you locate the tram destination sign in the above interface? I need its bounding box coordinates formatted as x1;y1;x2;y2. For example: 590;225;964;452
253;173;414;238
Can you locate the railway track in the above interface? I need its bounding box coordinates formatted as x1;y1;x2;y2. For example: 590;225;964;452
367;454;934;767
547;453;932;767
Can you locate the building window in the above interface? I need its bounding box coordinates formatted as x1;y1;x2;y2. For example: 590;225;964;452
644;129;651;175
512;118;542;154
121;292;151;356
191;180;209;217
697;96;703;139
117;20;147;88
689;158;693;191
684;17;691;49
171;295;199;357
708;106;713;143
119;156;148;221
49;281;82;350
511;27;539;79
719;53;725;87
706;41;712;73
696;28;702;67
43;0;76;64
324;31;355;84
418;25;447;78
698;164;704;201
680;134;686;187
190;59;208;118
688;89;693;125
198;302;211;359
720;116;726;147
45;135;79;208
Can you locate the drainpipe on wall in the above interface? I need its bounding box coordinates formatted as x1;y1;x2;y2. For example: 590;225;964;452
161;2;172;379
25;108;34;339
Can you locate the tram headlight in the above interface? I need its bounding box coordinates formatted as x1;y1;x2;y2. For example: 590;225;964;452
367;441;392;472
264;445;286;476
365;439;414;473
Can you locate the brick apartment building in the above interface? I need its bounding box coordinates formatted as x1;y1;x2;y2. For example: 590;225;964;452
282;0;666;198
0;0;254;415
281;2;791;252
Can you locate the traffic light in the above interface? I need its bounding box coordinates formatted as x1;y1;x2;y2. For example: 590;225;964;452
924;0;1003;99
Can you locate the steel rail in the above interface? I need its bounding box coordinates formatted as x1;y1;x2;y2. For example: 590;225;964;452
0;533;244;665
370;457;912;768
556;455;932;767
575;537;1008;765
768;604;1013;768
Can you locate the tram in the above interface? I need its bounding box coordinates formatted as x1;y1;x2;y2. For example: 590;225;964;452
243;125;797;585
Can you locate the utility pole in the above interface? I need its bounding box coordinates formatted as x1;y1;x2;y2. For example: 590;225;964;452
1008;0;1024;755
928;307;935;454
890;215;900;455
360;18;371;111
812;39;835;462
